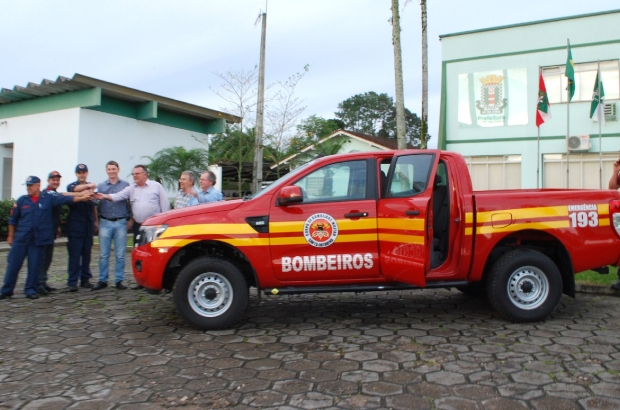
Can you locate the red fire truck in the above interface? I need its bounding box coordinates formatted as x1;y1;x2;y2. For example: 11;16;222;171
132;150;620;329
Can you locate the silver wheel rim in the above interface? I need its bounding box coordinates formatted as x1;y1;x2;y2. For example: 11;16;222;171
507;265;549;310
188;272;233;317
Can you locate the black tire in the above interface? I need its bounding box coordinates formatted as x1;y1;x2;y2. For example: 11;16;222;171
173;257;248;330
486;249;562;322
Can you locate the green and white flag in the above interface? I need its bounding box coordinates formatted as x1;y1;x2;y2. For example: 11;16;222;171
565;41;575;101
590;67;605;125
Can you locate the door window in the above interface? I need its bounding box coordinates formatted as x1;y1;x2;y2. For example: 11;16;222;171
386;154;434;197
294;160;367;203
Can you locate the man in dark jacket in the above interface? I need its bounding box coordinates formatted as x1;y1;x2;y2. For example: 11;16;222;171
0;176;92;299
66;164;97;292
37;171;63;295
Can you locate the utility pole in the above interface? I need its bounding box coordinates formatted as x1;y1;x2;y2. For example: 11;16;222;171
252;9;267;194
391;0;406;150
420;0;428;149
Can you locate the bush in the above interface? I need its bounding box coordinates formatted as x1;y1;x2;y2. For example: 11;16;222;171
0;200;71;241
0;199;13;241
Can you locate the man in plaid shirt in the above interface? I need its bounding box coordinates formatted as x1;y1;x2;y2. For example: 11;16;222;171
174;171;197;209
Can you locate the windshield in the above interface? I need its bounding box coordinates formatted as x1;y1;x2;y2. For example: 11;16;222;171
250;160;317;200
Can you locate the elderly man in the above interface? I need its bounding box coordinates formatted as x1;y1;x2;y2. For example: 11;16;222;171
92;161;130;291
189;170;223;205
0;176;93;300
174;171;197;209
96;165;170;289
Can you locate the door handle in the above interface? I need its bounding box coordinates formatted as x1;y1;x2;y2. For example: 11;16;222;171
345;212;369;218
405;210;420;216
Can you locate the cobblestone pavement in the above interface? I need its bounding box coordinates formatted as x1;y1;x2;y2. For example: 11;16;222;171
0;246;619;410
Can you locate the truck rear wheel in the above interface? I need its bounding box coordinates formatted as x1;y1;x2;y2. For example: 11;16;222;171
486;249;562;322
173;257;248;330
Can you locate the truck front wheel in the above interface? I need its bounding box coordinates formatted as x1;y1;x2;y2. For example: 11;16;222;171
173;257;249;330
486;249;562;322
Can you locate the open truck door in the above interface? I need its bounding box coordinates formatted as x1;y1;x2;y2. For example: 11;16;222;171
377;152;438;286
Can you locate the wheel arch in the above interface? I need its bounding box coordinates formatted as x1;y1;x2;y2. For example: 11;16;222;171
480;229;575;298
161;240;259;291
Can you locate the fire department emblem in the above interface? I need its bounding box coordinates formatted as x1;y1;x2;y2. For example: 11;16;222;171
475;74;507;115
304;213;338;248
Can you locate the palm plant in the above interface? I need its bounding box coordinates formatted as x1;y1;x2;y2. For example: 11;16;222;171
143;146;209;190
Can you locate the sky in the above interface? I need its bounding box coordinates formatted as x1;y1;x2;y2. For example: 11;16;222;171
1;0;619;149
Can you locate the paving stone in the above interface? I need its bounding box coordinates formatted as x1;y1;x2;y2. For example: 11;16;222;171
385;394;431;410
289;391;334;409
22;397;72;410
426;370;467;386
453;385;498;400
543;382;590;399
481;397;529;410
510;370;553;385
579;396;620;410
589;382;620;398
273;379;314;394
434;396;480;410
530;396;583;410
361;381;403;396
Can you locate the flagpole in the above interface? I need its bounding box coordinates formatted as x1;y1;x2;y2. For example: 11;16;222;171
537;66;541;189
598;60;603;189
566;39;570;189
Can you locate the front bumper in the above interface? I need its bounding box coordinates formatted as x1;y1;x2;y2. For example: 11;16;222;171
132;245;172;290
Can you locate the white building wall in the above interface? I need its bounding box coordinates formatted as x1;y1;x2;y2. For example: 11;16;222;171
339;138;386;154
78;109;209;197
0;109;80;198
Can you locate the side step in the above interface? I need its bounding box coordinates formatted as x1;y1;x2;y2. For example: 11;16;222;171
263;281;468;296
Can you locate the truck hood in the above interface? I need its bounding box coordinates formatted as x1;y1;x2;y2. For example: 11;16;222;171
142;199;245;226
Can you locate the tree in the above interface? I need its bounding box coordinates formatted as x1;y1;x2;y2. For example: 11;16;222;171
264;66;309;178
211;67;260;131
420;0;429;149
390;0;407;149
208;126;255;197
335;92;424;147
143;147;209;190
335;92;394;136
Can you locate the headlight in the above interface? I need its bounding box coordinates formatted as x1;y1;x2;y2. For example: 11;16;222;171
137;224;168;246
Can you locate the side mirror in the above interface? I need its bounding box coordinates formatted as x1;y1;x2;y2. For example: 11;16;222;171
278;186;303;206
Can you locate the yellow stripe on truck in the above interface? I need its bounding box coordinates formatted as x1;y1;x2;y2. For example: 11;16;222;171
161;223;256;239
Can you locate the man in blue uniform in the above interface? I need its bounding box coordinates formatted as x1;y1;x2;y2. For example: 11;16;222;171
66;164;97;292
0;176;93;300
37;171;63;295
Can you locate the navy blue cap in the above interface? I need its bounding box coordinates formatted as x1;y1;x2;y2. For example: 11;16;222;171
48;171;62;179
25;176;41;185
75;164;88;173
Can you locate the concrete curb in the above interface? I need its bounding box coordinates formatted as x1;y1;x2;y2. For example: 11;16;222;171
575;283;620;296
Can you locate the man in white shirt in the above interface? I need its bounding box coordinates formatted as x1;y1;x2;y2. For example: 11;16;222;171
96;164;170;289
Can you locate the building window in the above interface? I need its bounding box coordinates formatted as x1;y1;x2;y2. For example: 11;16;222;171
542;60;619;104
543;152;617;189
464;155;521;190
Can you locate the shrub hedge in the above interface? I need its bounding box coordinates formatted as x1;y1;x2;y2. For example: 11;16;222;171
0;200;70;241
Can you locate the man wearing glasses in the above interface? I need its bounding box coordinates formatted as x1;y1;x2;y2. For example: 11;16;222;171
96;165;170;289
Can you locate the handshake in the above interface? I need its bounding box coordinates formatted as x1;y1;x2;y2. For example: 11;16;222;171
72;183;98;202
